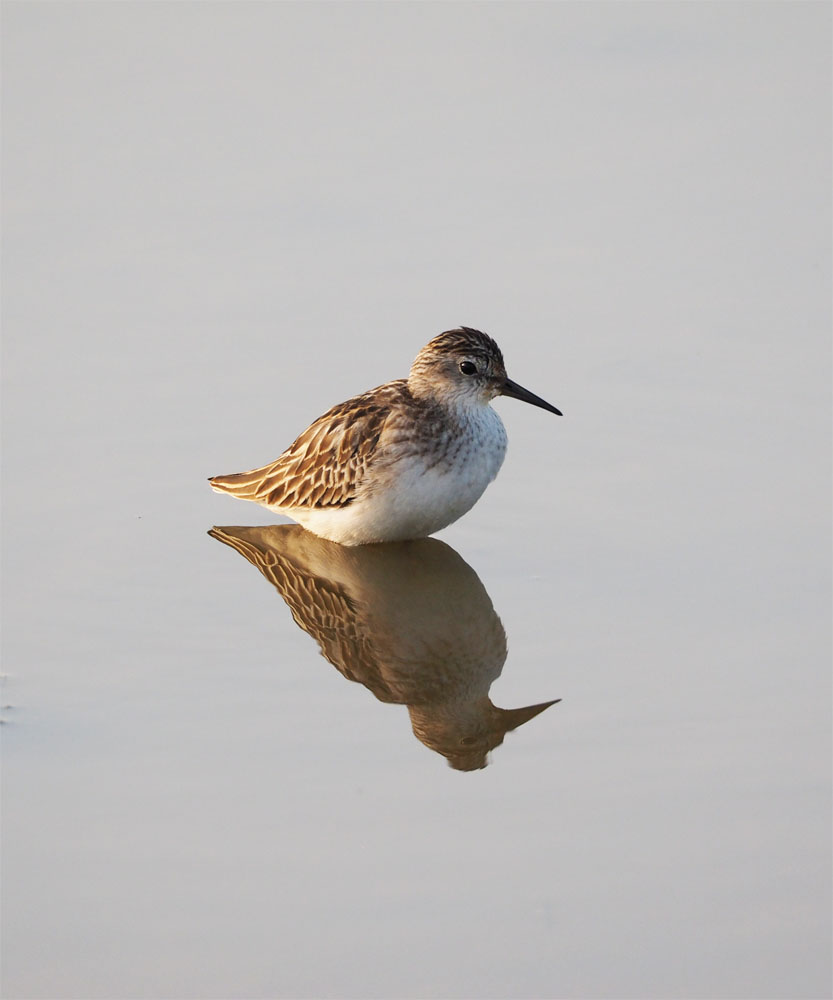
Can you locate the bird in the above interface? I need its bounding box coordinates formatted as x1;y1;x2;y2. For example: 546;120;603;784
209;524;559;770
209;327;561;546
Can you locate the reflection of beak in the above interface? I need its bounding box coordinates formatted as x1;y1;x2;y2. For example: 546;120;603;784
501;378;562;415
499;698;561;732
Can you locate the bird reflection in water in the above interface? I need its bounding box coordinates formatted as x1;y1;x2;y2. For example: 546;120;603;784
209;525;558;770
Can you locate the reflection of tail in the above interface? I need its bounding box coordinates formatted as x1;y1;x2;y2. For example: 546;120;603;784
208;525;384;696
208;524;267;559
207;526;344;624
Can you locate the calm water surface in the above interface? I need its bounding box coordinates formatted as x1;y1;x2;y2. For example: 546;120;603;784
2;372;828;997
3;4;830;999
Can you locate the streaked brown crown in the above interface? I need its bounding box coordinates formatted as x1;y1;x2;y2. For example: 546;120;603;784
408;327;507;399
422;327;505;366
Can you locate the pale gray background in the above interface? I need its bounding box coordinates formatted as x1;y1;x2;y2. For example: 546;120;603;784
2;2;831;999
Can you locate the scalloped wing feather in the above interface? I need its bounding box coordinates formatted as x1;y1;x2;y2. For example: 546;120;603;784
209;381;406;510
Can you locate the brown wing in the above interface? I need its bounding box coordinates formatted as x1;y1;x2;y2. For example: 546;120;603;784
209;381;405;509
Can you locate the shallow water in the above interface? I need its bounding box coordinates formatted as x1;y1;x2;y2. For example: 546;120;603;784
3;5;831;999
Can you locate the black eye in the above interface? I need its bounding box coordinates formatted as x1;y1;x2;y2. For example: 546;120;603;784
459;360;478;376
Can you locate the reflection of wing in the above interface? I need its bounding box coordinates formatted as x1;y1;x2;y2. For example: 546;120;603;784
208;381;406;510
208;527;396;701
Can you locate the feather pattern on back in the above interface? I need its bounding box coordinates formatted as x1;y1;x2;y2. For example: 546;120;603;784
209;380;410;510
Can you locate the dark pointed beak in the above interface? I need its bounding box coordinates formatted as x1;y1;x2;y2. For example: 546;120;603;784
501;377;562;415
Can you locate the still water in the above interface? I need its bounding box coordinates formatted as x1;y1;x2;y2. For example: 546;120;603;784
3;460;829;997
3;3;830;998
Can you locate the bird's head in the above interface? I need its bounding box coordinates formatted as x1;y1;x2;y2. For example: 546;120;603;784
408;327;562;415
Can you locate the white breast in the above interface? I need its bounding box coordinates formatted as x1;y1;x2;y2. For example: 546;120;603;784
292;404;508;545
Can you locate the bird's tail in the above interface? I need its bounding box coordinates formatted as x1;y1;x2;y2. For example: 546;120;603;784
208;470;267;500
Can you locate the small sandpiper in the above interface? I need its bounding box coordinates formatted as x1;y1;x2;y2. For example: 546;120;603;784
209;327;561;545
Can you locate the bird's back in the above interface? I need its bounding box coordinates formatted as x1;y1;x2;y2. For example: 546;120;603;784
208;379;411;512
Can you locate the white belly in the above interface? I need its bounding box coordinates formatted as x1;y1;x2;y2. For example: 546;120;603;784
291;407;508;545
